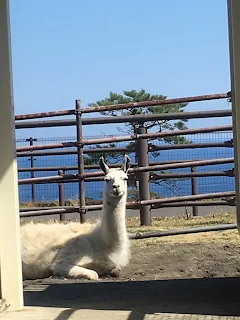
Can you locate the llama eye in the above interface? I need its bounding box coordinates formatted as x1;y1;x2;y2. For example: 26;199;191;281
123;177;128;181
104;177;110;182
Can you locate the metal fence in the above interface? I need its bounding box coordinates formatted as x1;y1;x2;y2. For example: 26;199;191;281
17;131;234;203
15;92;235;226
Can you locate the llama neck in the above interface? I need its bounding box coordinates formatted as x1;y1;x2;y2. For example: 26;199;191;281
100;192;127;246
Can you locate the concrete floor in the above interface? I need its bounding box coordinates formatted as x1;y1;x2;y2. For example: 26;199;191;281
1;276;240;319
1;308;239;319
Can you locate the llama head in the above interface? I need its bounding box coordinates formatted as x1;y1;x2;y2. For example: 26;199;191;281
99;155;131;198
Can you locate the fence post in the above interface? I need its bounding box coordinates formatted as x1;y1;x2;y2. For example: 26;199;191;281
136;125;151;226
26;137;37;202
191;166;198;216
58;169;67;221
76;100;86;223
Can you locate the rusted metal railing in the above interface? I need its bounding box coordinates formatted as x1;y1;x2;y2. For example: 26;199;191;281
81;93;230;114
18;159;211;172
76;100;86;223
18;158;234;185
16;125;233;153
17;92;235;228
15;109;76;121
58;169;67;221
17;160;197;172
81;125;233;146
16;140;233;158
190;166;198;216
136;126;151;226
15;109;232;129
129;223;237;240
20;207;78;218
26;137;37;202
19;199;235;214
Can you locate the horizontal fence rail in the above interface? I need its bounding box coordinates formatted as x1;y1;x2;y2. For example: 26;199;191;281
15;109;76;121
82;125;233;146
15;92;230;122
139;191;235;206
129;223;237;240
19;199;235;214
17;141;77;152
17;160;197;172
18;158;235;185
28;169;234;184
15;109;232;129
80;157;235;179
20;207;78;218
16;138;233;157
149;140;233;151
81;191;235;211
16;125;233;152
16;147;131;157
64;192;235;212
81;92;230;114
150;170;234;180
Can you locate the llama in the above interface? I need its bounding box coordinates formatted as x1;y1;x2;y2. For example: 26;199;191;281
21;155;131;281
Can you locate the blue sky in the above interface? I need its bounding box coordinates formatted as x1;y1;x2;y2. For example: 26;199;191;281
10;0;231;139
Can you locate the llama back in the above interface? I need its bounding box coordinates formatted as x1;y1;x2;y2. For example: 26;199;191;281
21;221;95;279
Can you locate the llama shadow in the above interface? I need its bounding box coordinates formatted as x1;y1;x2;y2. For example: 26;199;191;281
53;309;76;320
23;276;240;317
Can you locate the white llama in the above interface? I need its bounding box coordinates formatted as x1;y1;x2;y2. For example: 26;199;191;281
21;155;131;281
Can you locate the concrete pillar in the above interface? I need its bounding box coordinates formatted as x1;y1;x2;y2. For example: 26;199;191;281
228;0;240;231
0;0;24;311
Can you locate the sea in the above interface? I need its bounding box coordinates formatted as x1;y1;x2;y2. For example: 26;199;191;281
17;134;235;203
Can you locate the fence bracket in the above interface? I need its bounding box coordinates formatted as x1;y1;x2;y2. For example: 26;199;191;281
227;91;232;102
148;143;157;152
224;139;233;147
79;208;87;215
225;168;234;177
225;196;236;206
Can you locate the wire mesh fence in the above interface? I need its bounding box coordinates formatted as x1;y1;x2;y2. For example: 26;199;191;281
148;131;234;199
17;130;234;204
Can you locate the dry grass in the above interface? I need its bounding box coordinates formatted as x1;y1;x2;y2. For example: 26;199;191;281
127;212;236;231
131;229;240;248
127;213;239;247
19;201;59;208
19;198;102;208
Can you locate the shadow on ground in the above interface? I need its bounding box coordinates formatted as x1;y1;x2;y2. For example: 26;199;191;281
23;277;240;318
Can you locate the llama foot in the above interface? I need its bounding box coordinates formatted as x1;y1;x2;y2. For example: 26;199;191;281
54;265;99;281
69;266;99;281
109;267;121;278
100;267;121;278
81;269;99;281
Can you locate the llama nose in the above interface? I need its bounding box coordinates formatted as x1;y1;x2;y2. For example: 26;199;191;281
113;183;120;189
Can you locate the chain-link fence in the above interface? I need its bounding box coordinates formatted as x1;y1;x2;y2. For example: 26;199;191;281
17;131;234;204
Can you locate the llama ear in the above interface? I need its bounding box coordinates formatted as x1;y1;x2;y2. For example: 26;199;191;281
99;156;110;175
122;154;131;173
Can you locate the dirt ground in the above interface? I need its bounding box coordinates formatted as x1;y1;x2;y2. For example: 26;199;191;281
120;241;240;281
23;240;240;287
22;213;240;286
20;213;240;318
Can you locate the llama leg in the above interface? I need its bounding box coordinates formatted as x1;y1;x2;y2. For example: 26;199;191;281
54;264;99;281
